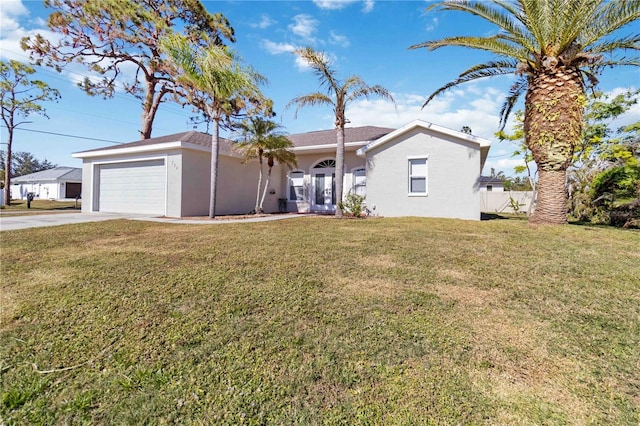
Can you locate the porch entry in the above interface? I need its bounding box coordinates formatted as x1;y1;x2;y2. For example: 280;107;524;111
311;159;336;211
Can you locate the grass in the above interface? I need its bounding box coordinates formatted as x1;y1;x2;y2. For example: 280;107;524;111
1;217;638;424
0;199;81;215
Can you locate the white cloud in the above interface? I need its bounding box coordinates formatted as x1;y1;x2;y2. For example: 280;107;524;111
289;14;319;41
250;14;276;29
329;31;350;48
0;0;28;33
313;0;374;12
425;17;438;32
362;1;375;13
261;39;298;55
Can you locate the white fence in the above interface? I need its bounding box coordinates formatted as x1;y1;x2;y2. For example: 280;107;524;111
481;191;535;214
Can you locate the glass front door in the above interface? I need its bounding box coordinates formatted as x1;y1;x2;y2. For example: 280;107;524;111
312;170;335;211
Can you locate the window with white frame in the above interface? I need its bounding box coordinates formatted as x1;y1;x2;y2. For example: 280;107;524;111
353;168;366;196
408;157;428;195
288;171;305;201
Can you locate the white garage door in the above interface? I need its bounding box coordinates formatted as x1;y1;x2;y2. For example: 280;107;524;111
97;160;166;215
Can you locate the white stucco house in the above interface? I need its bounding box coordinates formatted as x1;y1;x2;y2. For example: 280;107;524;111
478;176;505;192
72;119;491;220
12;167;82;200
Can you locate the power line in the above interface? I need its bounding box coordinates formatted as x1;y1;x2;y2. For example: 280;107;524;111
0;125;124;144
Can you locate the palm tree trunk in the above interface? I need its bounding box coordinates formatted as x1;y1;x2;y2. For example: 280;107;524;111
3;130;13;206
259;167;272;213
334;125;345;218
530;169;567;224
209;116;221;219
524;66;584;225
255;156;264;214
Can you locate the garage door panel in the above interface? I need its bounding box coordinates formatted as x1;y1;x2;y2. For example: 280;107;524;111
98;160;166;215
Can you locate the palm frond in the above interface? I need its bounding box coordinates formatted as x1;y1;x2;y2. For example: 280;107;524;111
458;59;520;77
587;34;640;56
499;77;528;130
584;0;640;48
411;36;530;62
295;47;340;94
422;60;516;109
426;0;537;52
285;93;334;119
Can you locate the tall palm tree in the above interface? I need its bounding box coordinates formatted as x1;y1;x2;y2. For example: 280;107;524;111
236;117;297;213
161;34;267;218
411;0;639;225
287;47;395;218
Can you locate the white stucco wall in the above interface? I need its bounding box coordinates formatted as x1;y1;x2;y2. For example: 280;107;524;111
365;128;482;220
13;182;61;200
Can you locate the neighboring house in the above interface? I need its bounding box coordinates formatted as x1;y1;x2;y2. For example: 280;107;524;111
478;176;505;192
73;119;491;220
12;167;82;200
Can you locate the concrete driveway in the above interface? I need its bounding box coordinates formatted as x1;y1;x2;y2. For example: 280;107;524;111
0;212;144;231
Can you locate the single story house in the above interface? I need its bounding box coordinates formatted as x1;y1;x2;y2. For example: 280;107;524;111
478;176;505;192
12;166;82;200
72;119;491;220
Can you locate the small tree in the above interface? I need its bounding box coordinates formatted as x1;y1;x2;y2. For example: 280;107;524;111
236;118;297;214
0;150;57;178
22;0;235;140
0;60;60;206
161;34;269;218
288;47;395;218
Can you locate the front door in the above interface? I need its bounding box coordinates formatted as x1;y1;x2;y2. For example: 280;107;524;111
312;169;336;211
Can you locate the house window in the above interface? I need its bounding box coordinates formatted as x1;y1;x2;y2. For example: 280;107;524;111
408;157;428;196
288;171;305;201
486;185;493;192
314;159;336;168
353;168;366;196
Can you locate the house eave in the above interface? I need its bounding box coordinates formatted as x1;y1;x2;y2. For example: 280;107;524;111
72;141;242;159
356;119;492;157
292;141;368;153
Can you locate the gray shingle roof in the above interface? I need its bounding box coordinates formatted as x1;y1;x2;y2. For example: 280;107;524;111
13;167;82;182
74;126;397;157
75;131;236;155
479;176;504;184
287;126;394;147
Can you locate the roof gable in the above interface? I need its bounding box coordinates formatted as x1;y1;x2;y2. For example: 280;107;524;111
356;119;491;156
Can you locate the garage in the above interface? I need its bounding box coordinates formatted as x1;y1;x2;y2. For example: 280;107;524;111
96;160;166;215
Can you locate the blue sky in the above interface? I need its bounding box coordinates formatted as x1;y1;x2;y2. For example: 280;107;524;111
1;0;638;176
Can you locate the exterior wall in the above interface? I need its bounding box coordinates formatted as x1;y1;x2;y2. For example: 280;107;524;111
180;149;210;217
479;183;504;192
365;128;481;220
280;150;366;213
480;191;534;214
79;148;286;217
13;181;81;200
13;182;62;200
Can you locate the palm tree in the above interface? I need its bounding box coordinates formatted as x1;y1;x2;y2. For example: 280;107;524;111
161;34;267;218
236;118;297;213
410;0;639;225
287;47;395;218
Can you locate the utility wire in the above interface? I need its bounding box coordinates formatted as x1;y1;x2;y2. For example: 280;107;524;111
0;125;125;144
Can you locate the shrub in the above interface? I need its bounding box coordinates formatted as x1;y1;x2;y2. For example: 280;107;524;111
338;192;365;218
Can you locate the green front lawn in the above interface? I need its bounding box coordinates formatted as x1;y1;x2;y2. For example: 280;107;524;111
1;199;81;214
1;217;638;424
